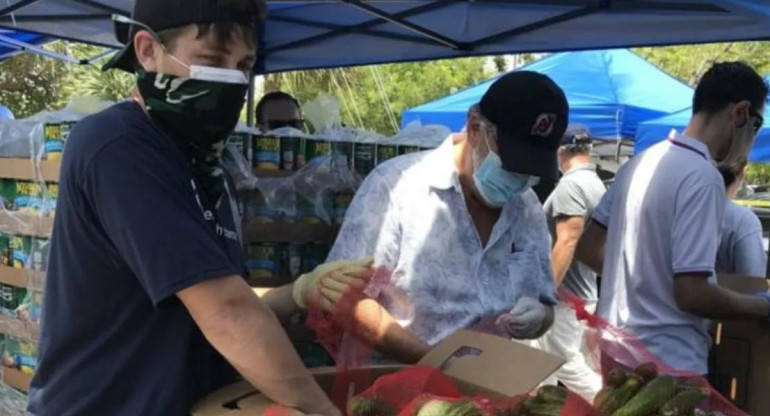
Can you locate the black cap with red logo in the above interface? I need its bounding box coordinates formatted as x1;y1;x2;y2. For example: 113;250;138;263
479;71;569;181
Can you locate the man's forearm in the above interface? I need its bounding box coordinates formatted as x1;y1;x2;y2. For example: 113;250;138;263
551;241;577;288
349;299;431;364
186;280;336;415
675;276;769;320
254;284;299;321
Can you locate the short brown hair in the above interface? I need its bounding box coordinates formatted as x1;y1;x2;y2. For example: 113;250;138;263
159;0;266;51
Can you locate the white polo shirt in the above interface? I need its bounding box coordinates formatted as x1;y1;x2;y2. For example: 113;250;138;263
592;130;725;374
328;137;556;346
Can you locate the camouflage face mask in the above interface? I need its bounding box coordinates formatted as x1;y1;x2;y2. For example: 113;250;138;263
137;70;249;204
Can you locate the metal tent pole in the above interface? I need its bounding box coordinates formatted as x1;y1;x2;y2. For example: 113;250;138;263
247;75;256;127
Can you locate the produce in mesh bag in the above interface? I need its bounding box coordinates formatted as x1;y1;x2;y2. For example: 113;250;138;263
348;397;397;416
558;289;749;416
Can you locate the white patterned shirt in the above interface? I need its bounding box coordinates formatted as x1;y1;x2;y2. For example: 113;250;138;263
327;137;556;346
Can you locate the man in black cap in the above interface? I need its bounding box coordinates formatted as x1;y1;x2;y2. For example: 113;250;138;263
27;1;365;415
324;71;569;363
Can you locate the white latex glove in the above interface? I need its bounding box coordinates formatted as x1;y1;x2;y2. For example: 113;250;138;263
292;257;374;310
496;297;547;339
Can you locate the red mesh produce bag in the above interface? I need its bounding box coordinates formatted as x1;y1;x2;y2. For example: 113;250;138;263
559;288;750;416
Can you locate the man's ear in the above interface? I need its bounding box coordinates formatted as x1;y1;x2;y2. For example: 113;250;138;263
732;100;752;128
134;30;159;73
466;111;482;146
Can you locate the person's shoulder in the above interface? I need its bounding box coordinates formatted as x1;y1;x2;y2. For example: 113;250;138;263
67;101;149;161
733;203;761;228
368;149;435;185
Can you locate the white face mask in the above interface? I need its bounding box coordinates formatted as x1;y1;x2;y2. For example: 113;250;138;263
167;54;250;85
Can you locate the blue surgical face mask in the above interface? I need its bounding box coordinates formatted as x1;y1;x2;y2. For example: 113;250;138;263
472;135;540;207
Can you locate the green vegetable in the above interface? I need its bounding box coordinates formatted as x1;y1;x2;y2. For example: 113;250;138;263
594;386;615;409
347;397;397;416
633;363;659;383
612;376;678;416
445;400;485;416
415;399;455;416
659;388;710;416
536;385;568;405
599;375;643;416
525;402;564;416
609;369;628;387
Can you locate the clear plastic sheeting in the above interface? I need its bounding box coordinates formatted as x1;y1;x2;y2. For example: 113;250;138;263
0;378;27;416
0;111;66;409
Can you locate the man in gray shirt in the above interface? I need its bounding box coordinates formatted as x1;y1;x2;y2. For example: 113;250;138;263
536;126;606;401
717;160;767;277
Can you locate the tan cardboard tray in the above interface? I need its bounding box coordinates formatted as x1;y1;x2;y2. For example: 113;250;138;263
0;265;45;290
0;210;54;238
710;274;770;416
2;367;32;392
0;158;60;182
192;330;565;415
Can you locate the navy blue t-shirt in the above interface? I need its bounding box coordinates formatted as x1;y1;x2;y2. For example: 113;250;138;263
27;101;245;416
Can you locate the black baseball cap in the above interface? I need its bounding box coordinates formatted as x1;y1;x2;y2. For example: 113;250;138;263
561;124;592;146
479;71;569;181
102;0;265;72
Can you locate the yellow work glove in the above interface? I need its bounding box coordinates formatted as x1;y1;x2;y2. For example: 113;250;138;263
292;257;375;311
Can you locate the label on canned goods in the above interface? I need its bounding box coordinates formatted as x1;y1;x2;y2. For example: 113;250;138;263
245;243;284;280
280;136;296;171
333;192;355;225
376;144;399;166
398;145;421;155
306;139;332;165
353;143;376;175
254;134;281;170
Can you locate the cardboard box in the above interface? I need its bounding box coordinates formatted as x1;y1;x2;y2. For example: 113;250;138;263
0;210;54;238
2;366;32;392
192;330;565;415
0;314;40;342
710;274;770;415
0;158;60;182
0;265;45;291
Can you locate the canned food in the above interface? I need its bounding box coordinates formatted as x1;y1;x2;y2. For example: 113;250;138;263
249;190;282;223
376;144;399;166
294;137;307;170
0;284;26;315
228;131;251;163
333;192;355;225
332;141;353;169
280;136;296;171
13;180;44;212
253;134;281;170
0;179;16;210
296;194;324;225
43;123;64;161
245;243;286;281
398;145;421;155
0;233;10;266
29;238;48;271
305;138;332;165
287;244;301;279
301;243;330;274
9;235;30;269
45;182;58;212
353;142;376;175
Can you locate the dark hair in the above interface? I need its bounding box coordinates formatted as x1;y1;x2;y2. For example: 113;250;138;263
562;134;592;155
718;159;748;188
256;91;301;124
693;62;768;115
159;0;266;51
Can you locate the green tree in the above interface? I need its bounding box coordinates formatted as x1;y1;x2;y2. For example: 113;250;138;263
265;57;490;135
57;44;135;106
634;42;770;85
0;48;66;118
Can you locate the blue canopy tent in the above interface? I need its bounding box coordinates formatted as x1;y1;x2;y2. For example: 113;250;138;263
0;29;48;61
401;49;694;138
0;1;769;74
635;75;770;161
